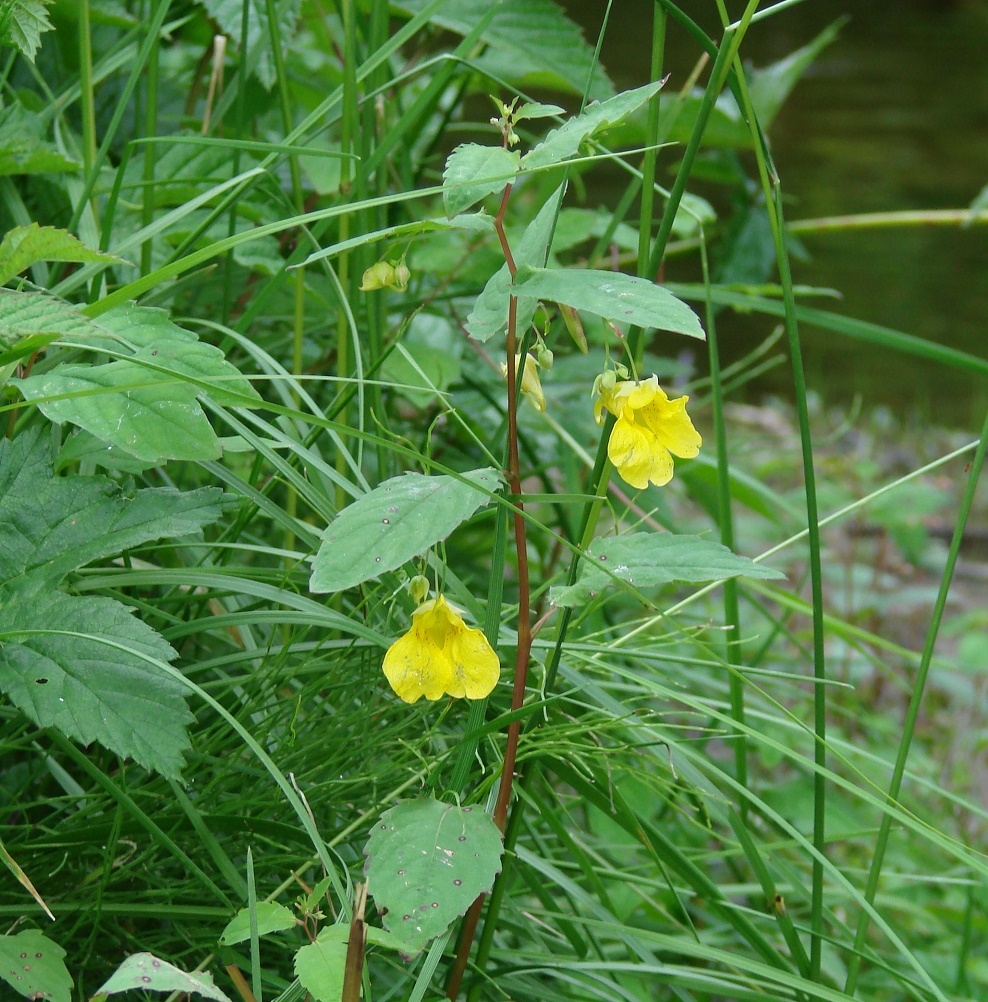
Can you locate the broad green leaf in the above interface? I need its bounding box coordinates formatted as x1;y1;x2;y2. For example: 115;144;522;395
0;428;228;589
0;104;78;174
0;223;122;287
515;102;565;122
550;532;785;608
381;314;463;408
0;289;104;365
0;929;71;1002
520;80;664;171
0;588;191;777
15;362;221;463
95;953;231;1001
364;797;503;955
465;185;563;342
0;0;54;61
395;0;613;101
196;0;302;89
749;20;844;129
442;144;519;219
294;935;347;1002
512;265;705;339
310;468;503;593
219;902;297;945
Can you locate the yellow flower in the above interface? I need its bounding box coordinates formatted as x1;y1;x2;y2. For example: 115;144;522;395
501;353;546;412
594;374;701;490
383;595;500;703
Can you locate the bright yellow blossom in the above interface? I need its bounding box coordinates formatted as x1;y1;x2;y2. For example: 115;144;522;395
501;353;546;412
383;595;500;703
594;374;701;490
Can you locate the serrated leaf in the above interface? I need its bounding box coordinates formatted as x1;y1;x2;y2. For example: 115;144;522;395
395;0;613;101
364;797;503;955
512;265;704;339
442;144;519;219
15;362;221;463
0;104;77;174
0;429;229;589
0;223;122;287
294;935;347;1002
0;289;103;365
520;80;664;172
96;953;231;1000
0;588;192;777
464;185;563;342
1;0;54;62
550;532;785;608
310;468;502;593
197;0;302;89
0;929;71;1002
219;902;297;945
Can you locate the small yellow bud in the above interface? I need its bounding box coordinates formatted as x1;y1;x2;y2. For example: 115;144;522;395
501;353;546;412
408;574;430;605
360;260;396;291
393;260;411;292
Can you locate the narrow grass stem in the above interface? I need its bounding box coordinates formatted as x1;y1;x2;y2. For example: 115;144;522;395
844;408;988;994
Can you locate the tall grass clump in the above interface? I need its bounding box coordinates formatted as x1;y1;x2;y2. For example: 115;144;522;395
0;1;986;1001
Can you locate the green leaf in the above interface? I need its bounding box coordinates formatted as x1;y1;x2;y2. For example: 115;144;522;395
749;20;844;129
15;362;221;463
0;588;192;777
219;902;297;945
196;0;302;89
0;0;54;62
0;104;78;175
520;80;664;171
310;468;503;593
514;102;565;122
364;797;503;955
550;532;785;608
0;289;103;365
0;429;229;589
0;929;71;1002
294;934;347;1002
512;265;704;339
0;223;122;287
465;185;563;342
95;953;232;1000
394;0;613;101
442;143;519;219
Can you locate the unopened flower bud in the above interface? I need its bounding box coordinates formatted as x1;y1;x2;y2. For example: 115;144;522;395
408;575;430;605
537;347;553;371
360;260;396;291
393;260;411;292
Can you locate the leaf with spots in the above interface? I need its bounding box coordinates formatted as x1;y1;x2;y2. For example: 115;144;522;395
94;952;232;1000
0;929;71;1002
364;797;503;956
511;264;705;340
309;468;503;594
550;532;785;609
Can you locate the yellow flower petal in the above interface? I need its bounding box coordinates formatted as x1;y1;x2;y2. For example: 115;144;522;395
595;375;700;489
382;595;499;703
502;354;546;412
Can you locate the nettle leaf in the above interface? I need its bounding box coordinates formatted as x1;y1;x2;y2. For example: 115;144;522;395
0;429;229;590
0;223;122;287
0;289;103;366
95;953;231;1001
395;0;613;101
197;0;302;89
16;363;220;463
0;104;78;175
550;532;785;608
0;588;192;777
443;144;519;219
1;0;55;62
364;797;503;956
310;468;503;593
512;265;704;339
219;902;297;945
0;929;71;1002
294;934;347;1002
465;185;563;342
520;80;664;172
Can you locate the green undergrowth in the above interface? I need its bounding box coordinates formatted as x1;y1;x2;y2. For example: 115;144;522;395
0;2;986;1001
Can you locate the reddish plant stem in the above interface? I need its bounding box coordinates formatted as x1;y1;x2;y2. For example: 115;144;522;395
445;182;533;1000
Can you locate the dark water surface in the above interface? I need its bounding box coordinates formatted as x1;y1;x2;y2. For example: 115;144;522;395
563;0;988;426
